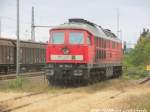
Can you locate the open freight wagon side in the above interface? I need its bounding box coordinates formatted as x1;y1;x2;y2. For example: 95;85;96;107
0;38;46;74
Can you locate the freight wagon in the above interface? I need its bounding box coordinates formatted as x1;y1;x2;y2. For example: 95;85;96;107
0;38;46;74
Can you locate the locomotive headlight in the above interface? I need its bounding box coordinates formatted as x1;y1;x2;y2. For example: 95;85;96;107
73;69;83;76
48;64;54;68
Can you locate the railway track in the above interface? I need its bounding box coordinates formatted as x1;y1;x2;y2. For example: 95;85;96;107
0;90;125;112
139;76;150;84
0;91;45;112
0;71;45;80
0;91;70;112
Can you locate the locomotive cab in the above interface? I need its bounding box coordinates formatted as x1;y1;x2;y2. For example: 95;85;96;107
47;29;94;63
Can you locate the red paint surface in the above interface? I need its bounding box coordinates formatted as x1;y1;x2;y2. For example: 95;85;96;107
46;29;122;65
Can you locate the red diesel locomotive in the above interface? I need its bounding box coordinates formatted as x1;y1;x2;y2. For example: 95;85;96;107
45;19;122;85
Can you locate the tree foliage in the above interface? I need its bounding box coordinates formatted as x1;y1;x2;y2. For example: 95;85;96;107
124;28;150;67
123;29;150;79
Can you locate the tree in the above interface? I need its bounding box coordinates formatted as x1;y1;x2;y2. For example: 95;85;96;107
124;28;150;67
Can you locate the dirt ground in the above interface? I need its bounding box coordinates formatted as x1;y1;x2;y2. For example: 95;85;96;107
0;76;150;112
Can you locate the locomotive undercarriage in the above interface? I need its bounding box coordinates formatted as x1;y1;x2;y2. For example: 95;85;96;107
45;63;88;86
45;63;122;86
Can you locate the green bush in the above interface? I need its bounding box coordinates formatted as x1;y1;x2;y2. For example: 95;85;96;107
123;66;149;79
123;30;150;79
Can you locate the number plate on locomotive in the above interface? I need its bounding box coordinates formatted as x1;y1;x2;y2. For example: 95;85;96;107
51;55;83;60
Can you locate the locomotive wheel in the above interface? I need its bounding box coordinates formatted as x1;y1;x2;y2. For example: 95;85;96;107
112;66;122;78
89;68;106;84
47;76;53;86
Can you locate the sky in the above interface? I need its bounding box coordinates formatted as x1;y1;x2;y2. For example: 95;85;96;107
0;0;150;47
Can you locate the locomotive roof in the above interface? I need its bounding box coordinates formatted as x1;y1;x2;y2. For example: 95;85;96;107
52;19;121;42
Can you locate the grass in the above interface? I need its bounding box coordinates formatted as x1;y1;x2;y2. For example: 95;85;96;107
8;77;25;89
122;93;150;111
0;76;150;111
0;76;48;92
0;74;139;93
122;66;149;80
0;76;70;94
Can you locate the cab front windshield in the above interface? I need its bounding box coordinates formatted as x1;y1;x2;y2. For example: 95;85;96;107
69;32;84;44
50;31;84;44
50;32;64;44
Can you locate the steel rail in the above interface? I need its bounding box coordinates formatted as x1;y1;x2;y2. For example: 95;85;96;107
0;71;44;80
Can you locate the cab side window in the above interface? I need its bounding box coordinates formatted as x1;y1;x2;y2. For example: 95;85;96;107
87;36;91;45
